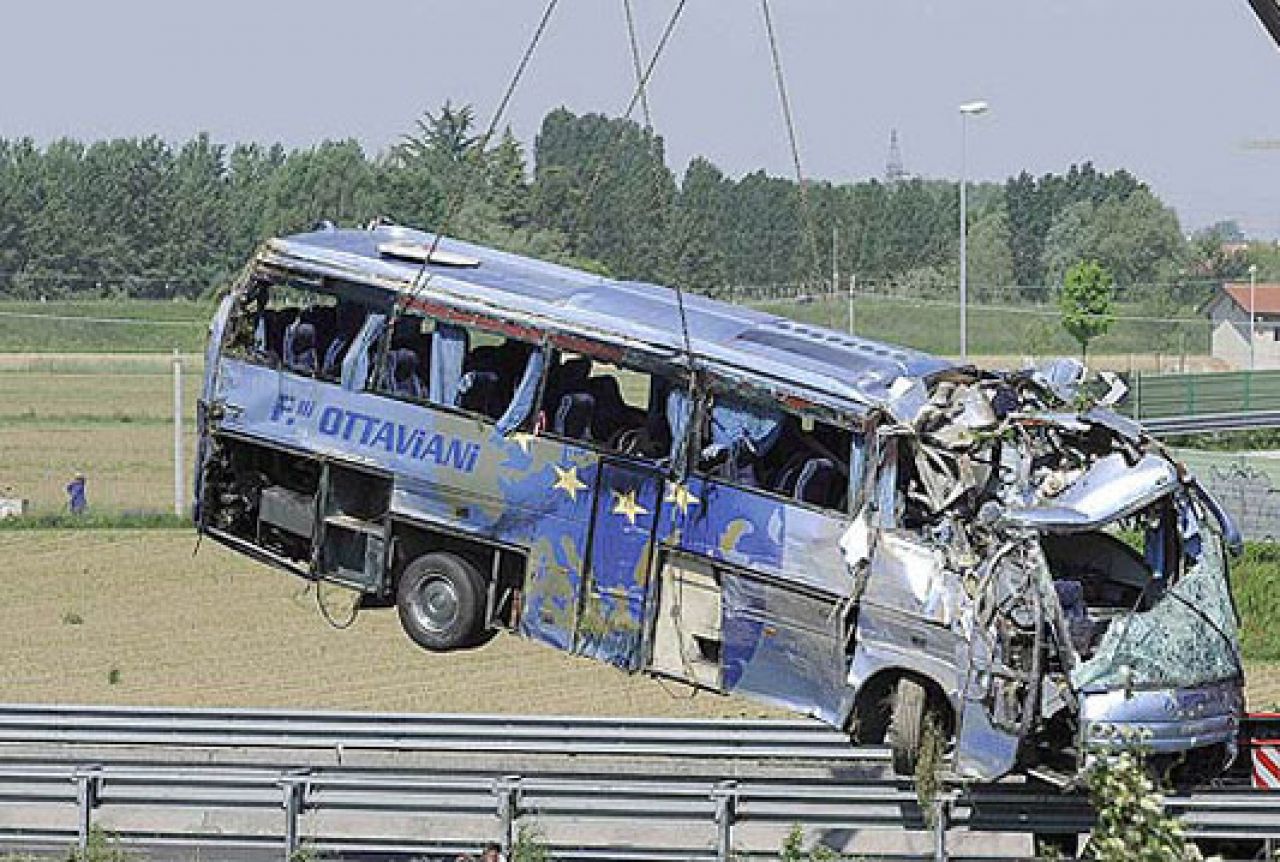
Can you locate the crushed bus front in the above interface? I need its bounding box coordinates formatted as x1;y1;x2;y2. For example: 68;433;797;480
846;361;1245;783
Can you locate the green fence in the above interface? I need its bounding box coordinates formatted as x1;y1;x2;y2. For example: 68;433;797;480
1128;370;1280;419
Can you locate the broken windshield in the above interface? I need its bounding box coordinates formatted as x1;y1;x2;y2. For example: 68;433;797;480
1070;514;1241;691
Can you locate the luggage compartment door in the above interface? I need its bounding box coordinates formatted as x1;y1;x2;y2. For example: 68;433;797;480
649;553;723;691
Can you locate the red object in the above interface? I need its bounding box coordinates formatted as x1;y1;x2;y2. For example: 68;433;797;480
1223;283;1280;314
1256;745;1280;788
1249;712;1280;790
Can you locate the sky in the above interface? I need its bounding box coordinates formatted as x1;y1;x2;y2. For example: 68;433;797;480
2;0;1279;237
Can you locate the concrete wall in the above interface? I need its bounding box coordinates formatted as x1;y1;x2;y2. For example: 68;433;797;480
1209;301;1280;369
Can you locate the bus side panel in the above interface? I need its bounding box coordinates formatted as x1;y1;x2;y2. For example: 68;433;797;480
212;358;599;652
665;478;852;597
659;477;854;723
720;574;851;725
501;438;596;651
575;461;661;670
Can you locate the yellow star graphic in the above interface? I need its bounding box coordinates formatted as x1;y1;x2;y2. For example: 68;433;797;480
508;431;536;454
611;488;650;526
552;463;587;502
663;481;700;517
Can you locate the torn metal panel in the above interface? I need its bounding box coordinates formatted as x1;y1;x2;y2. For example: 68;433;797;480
997;452;1178;532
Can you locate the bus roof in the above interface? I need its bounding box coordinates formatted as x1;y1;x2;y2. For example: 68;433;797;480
258;223;953;415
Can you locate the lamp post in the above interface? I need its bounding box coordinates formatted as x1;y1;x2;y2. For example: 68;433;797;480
1250;262;1259;371
958;100;989;362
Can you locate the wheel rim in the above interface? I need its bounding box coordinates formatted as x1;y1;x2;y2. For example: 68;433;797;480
411;574;460;633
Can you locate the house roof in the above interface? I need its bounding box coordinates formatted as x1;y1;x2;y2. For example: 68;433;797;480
1221;282;1280;315
256;224;954;417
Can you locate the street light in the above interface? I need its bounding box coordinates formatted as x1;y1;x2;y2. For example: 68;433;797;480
958;100;989;363
1250;262;1259;371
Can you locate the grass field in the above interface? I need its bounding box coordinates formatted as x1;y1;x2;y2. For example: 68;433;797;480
0;361;201;513
0;529;771;717
0;300;211;353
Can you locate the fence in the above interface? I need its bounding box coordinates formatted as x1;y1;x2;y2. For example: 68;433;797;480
1129;369;1280;420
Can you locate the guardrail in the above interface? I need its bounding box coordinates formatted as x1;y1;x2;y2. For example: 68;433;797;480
1141;409;1280;436
0;703;867;762
0;707;1278;860
3;760;1279;861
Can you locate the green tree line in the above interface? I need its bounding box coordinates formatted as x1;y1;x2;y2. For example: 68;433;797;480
0;103;1262;301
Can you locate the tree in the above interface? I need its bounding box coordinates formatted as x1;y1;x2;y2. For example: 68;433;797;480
967;204;1015;294
484;127;530;229
1059;260;1115;361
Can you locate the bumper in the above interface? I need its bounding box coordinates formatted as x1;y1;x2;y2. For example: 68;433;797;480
1080;678;1244;758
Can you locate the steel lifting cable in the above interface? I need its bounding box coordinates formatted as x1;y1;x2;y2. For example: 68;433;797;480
567;0;689;247
622;0;654;129
759;0;823;288
396;0;563;317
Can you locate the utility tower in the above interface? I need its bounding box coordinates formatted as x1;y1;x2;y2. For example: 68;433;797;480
885;129;910;184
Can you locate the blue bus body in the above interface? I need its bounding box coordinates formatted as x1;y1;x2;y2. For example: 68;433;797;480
197;222;1245;783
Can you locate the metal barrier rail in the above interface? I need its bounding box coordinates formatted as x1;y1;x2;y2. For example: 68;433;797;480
0;707;1276;859
0;703;869;762
1141;409;1280;436
2;760;1279;861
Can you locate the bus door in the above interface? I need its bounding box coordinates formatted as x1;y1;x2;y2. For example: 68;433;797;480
574;458;663;670
651;394;857;724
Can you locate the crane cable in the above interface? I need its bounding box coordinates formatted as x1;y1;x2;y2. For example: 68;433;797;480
622;0;654;129
375;0;562;386
410;0;561;285
759;0;823;289
566;0;689;250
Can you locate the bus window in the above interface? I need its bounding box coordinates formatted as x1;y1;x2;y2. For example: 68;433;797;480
541;351;673;459
370;313;546;433
697;392;853;514
224;278;370;380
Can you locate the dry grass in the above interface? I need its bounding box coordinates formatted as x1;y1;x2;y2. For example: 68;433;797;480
0;365;201;513
0;424;197;513
0;529;771;717
1247;663;1280;711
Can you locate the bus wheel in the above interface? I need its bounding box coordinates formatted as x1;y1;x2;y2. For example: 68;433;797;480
887;676;927;775
397;552;484;651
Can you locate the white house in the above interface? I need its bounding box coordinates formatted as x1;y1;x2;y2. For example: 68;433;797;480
1203;282;1280;370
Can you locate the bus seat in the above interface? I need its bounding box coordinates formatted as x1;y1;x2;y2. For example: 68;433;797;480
772;452;810;496
545;357;592;408
585;375;628;441
794;457;837;507
283;321;318;374
456;370;501;417
555;393;595;440
385;348;425;399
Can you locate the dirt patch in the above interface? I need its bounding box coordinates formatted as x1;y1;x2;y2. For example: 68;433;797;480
0;530;774;718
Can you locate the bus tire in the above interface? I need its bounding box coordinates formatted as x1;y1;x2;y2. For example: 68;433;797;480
887;676;926;775
397;552;484;652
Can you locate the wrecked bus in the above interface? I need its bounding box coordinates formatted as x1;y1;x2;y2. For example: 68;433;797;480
195;221;1244;782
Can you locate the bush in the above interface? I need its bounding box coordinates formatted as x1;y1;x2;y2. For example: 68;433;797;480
1082;750;1201;861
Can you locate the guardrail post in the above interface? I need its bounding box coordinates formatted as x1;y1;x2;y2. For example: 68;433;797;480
73;767;103;856
711;780;738;862
931;793;949;862
493;775;523;855
280;771;309;860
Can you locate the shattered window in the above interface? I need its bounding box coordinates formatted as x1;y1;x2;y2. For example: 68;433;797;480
695;393;854;513
1070;522;1240;691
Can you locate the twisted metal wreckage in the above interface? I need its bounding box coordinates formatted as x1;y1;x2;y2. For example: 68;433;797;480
847;358;1244;782
196;225;1245;788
